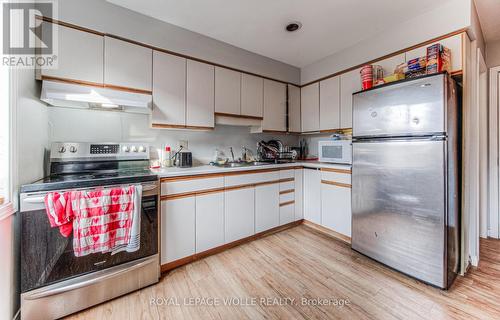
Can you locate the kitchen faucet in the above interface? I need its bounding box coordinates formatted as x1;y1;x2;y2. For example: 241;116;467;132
229;146;235;162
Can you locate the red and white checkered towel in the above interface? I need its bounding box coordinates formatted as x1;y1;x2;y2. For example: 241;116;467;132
44;185;141;257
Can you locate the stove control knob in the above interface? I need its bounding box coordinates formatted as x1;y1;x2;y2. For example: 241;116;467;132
58;146;66;153
131;146;138;153
69;146;78;153
138;146;146;153
122;146;130;153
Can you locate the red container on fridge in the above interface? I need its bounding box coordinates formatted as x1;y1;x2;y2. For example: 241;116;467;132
360;65;373;90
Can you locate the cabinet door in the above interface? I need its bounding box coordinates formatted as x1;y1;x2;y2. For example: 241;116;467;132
263;80;287;131
405;34;462;73
225;187;255;243
255;183;280;233
40;22;104;84
320;76;340;130
186;60;215;128
321;183;351;237
288;84;301;133
104;36;152;91
301;83;320;132
241;74;263;117
196;192;224;253
294;169;304;221
152;51;186;126
280;203;295;225
340;68;361;129
161;197;195;264
215;67;241;115
303;169;321;224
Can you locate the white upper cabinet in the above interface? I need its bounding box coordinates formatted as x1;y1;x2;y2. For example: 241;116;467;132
340;68;361;129
215;67;241;115
152;51;186;126
186;60;215;128
301;83;320;132
319;76;340;131
263;79;287;132
104;36;152;91
241;74;264;118
40;22;104;84
405;34;462;72
288;84;301;133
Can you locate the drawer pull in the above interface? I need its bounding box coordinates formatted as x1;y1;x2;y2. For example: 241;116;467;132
321;180;351;188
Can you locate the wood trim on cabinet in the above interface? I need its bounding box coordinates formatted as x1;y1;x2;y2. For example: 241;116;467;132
320;128;353;134
223;168;281;176
161;187;226;201
320;168;352;174
161;220;303;273
151;123;214;130
302;220;351;244
214;112;264;120
300;28;468;87
40;75;152;95
279;200;295;207
103;84;152;95
321;180;352;189
279;189;294;195
37;15;105;36
262;130;288;134
255;179;281;187
279;178;295;183
160;173;225;182
224;184;256;192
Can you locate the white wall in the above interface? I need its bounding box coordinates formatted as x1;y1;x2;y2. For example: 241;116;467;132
47;107;299;164
300;0;471;84
486;39;500;67
51;0;300;84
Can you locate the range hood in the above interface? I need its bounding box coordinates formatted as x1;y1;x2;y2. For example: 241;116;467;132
40;80;152;114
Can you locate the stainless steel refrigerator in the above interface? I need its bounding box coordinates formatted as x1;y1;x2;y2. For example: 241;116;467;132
351;72;460;289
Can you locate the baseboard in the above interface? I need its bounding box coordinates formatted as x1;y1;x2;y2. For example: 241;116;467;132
302;220;351;244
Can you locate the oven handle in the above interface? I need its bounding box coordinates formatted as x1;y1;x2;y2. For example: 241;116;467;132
23;196;46;204
23;256;156;300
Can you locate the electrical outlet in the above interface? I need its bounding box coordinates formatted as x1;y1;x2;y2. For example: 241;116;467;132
178;140;188;150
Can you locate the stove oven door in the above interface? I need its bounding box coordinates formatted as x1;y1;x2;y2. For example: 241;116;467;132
20;184;159;293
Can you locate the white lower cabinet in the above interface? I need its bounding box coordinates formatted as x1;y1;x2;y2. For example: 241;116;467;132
195;192;224;253
161;197;195;264
255;183;280;233
321;183;352;237
294;169;304;221
280;203;295;225
225;187;255;243
303;168;321;224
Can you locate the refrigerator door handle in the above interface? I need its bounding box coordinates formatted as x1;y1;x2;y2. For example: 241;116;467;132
353;135;446;143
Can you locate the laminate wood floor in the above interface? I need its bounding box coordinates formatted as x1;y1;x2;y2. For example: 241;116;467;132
66;225;500;320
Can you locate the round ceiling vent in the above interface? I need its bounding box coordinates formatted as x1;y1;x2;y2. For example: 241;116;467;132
286;22;302;32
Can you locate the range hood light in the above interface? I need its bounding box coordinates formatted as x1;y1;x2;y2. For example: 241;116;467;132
100;103;120;109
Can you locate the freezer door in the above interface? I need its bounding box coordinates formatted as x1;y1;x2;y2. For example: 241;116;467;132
353;74;446;137
352;138;446;288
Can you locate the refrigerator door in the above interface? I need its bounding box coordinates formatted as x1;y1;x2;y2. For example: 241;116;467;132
353;74;446;138
352;138;446;288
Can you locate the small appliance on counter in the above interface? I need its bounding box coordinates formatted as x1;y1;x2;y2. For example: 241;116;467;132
174;146;193;168
318;134;352;164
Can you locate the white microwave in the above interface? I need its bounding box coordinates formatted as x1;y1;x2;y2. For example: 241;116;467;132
318;140;352;164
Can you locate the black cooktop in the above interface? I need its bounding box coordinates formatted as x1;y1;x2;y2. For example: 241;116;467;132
20;169;158;193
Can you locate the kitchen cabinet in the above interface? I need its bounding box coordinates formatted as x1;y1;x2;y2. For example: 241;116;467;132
215;67;241;115
39;21;104;84
340;68;361;129
186;60;215;128
241;74;264;118
320;76;341;131
288;84;301;133
152;51;186;126
294;169;304;221
405;34;462;73
280;203;295;225
301;83;320;132
303;168;321;224
196;192;225;252
321;170;352;237
255;183;280;232
225;187;255;243
161;197;195;264
263;79;287;132
104;36;152;91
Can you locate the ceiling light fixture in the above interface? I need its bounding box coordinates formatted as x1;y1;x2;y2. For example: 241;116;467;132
286;21;302;32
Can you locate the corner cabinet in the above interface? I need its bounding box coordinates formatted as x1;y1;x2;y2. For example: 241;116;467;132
288;84;301;133
186;60;215;128
263;80;287;132
104;36;152;92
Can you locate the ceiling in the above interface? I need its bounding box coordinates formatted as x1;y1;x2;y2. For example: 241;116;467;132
107;0;446;68
475;0;500;42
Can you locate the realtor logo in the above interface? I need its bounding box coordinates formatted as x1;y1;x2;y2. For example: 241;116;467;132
2;1;57;68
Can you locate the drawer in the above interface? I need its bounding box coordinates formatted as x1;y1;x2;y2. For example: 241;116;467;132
280;180;295;191
279;169;295;179
280;191;294;203
161;176;224;196
225;171;279;187
321;170;351;184
279;202;295;225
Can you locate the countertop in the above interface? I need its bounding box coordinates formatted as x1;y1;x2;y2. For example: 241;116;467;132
152;161;351;178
